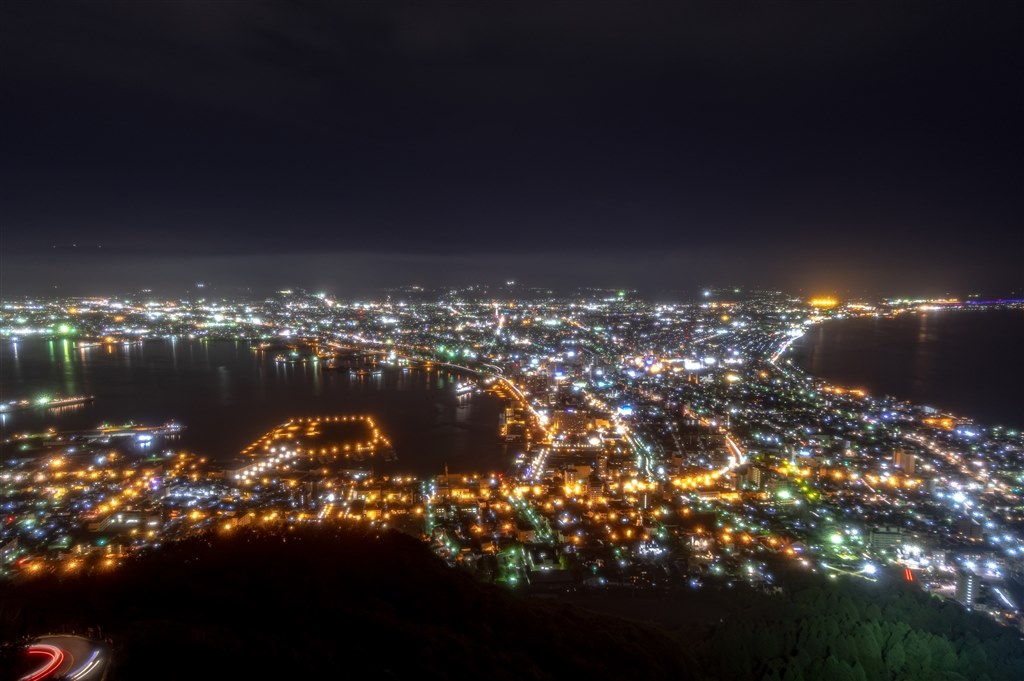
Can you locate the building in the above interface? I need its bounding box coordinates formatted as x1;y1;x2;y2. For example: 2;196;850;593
88;511;162;534
735;464;764;490
869;525;902;551
956;518;985;541
955;569;977;609
893;449;916;475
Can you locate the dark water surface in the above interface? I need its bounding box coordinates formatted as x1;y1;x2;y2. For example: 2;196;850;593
792;309;1024;429
1;339;513;475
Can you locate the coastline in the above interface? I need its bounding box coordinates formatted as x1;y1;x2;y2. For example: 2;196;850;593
780;307;1024;431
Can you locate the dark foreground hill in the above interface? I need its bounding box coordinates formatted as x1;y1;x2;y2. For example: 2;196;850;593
0;528;693;680
2;527;1023;680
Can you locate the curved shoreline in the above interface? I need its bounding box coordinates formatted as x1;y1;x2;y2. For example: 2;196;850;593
779;308;1024;430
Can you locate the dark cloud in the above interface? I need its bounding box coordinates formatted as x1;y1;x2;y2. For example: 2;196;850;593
1;1;1021;295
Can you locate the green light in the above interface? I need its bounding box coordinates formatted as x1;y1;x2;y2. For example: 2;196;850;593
829;533;843;545
776;489;791;500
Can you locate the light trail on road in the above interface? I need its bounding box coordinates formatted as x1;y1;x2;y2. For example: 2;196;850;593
20;644;65;681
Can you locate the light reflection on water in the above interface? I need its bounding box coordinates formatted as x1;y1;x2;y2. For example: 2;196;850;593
793;309;1024;429
1;339;514;475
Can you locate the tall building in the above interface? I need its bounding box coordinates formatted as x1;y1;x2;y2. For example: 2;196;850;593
955;569;977;608
893;449;916;475
735;464;764;490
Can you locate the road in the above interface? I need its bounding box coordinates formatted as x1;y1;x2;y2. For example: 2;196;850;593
17;636;109;681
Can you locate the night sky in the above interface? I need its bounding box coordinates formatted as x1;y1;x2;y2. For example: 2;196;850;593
2;2;1021;297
